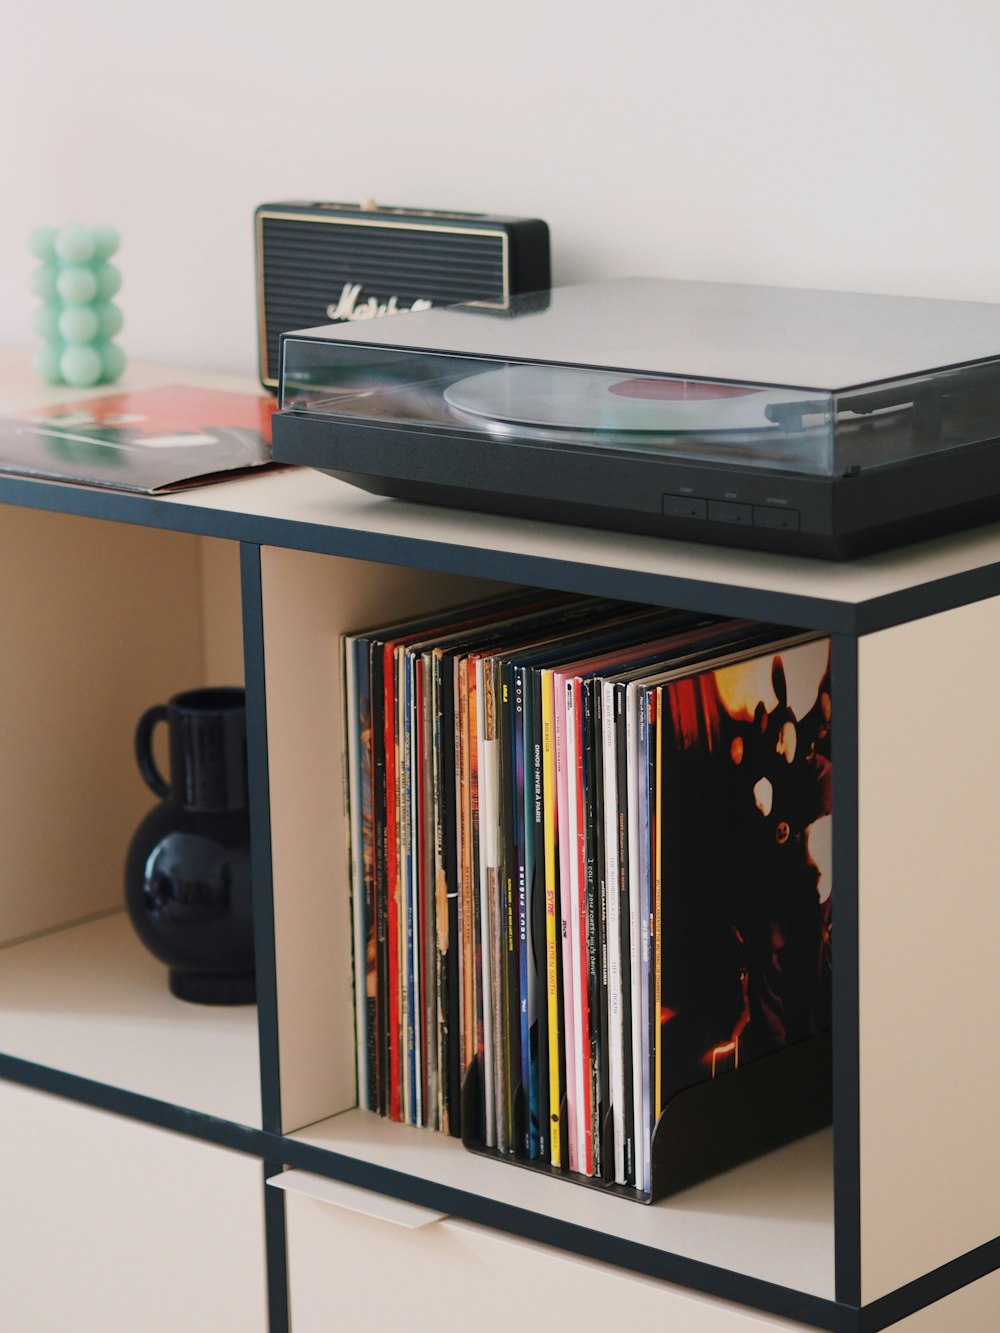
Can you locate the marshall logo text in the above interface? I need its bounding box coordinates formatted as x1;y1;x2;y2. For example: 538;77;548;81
326;283;434;322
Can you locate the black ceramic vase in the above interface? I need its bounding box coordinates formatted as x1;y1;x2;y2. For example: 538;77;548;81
125;687;255;1005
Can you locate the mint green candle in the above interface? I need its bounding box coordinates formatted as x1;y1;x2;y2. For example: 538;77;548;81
29;223;124;387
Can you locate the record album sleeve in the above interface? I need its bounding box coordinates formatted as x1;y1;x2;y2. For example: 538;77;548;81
5;384;277;492
657;636;833;1113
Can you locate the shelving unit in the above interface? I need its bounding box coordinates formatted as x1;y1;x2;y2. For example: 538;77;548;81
0;355;998;1332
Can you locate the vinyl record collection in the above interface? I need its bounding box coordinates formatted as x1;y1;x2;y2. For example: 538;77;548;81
342;591;833;1195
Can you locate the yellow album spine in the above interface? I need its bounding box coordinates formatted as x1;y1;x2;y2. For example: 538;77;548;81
541;670;562;1170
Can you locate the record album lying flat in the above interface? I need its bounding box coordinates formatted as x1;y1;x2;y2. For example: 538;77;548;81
271;278;1000;558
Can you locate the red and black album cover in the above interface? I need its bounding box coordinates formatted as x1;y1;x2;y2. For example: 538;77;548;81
2;384;277;492
658;638;832;1115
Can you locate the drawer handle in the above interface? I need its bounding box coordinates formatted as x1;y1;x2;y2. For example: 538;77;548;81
266;1170;447;1230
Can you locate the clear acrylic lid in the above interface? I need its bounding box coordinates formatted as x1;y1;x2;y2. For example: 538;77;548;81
279;279;1000;478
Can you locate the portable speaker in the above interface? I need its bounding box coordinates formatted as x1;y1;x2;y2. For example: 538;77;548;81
255;200;551;390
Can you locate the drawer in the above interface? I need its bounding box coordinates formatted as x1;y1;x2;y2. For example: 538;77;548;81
278;1166;1000;1332
0;1081;268;1333
276;1171;814;1332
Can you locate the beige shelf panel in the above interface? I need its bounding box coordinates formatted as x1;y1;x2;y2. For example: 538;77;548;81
0;492;243;948
0;508;226;944
172;465;1000;613
0;1079;268;1333
857;594;1000;1303
0;911;261;1126
261;545;511;1133
288;1111;835;1301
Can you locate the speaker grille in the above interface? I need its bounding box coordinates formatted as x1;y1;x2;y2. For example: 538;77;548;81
258;215;510;385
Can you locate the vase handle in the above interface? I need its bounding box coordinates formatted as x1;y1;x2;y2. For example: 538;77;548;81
135;704;171;799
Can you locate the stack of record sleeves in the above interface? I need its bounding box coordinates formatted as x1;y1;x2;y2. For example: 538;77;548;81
342;591;833;1194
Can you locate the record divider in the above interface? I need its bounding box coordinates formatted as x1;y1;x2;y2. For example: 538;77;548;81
460;1031;832;1204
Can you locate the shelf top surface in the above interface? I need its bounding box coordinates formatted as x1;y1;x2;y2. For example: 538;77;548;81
0;910;261;1127
290;1110;835;1301
4;350;1000;630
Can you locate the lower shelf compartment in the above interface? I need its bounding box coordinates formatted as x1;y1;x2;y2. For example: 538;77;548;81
0;909;261;1126
286;1107;835;1302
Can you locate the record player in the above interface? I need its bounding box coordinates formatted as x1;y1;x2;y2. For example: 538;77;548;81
271;278;1000;558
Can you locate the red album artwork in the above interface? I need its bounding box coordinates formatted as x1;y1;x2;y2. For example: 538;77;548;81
658;638;833;1114
0;384;278;493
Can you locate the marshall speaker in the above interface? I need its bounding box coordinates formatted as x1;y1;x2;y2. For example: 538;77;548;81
255;200;551;390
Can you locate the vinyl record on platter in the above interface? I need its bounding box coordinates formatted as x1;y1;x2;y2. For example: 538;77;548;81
443;364;775;436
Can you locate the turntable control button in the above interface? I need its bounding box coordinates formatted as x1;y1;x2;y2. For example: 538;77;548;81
709;500;753;526
662;494;707;521
753;504;800;532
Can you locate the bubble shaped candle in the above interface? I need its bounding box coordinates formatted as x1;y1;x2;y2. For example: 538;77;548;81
28;224;125;387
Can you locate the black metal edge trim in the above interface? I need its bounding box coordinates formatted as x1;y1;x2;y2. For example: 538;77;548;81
262;1159;290;1333
855;560;1000;635
0;1053;271;1156
240;543;283;1134
859;1236;1000;1330
8;471;1000;637
832;635;862;1306
269;1136;855;1331
0;474;860;633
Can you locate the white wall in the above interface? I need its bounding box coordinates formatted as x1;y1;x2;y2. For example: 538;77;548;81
6;0;1000;377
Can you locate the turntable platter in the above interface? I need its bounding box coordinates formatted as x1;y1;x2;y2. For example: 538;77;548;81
443;364;775;435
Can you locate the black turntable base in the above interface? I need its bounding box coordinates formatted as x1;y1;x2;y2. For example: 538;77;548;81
272;278;1000;559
